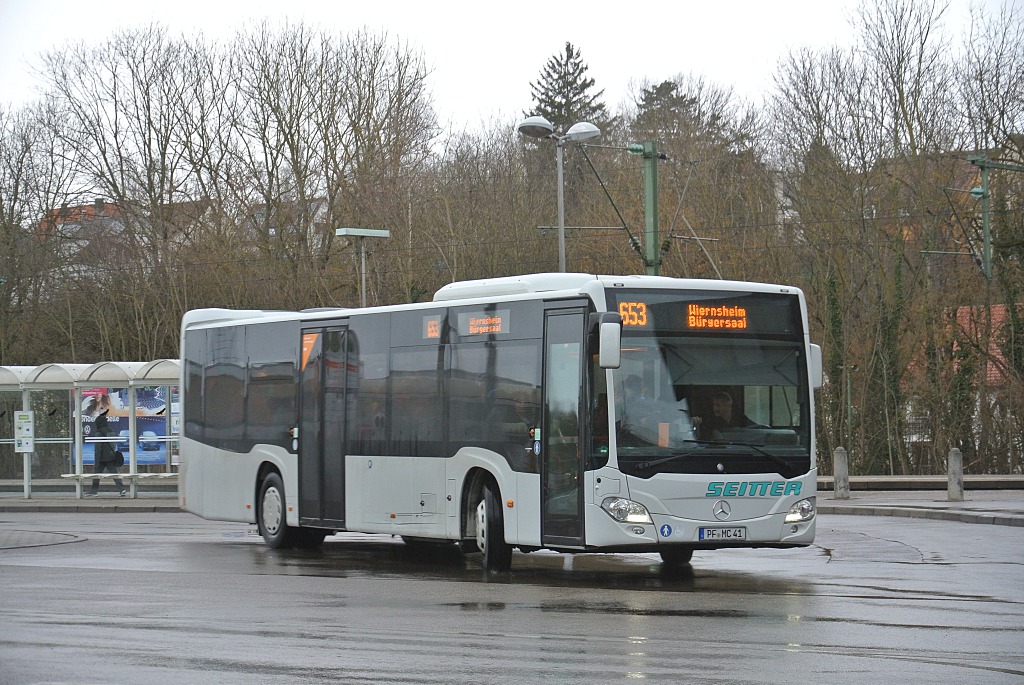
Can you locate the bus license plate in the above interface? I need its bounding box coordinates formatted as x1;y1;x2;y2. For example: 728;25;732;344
699;527;746;541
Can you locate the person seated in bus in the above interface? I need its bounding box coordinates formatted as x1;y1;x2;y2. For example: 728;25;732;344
694;391;755;439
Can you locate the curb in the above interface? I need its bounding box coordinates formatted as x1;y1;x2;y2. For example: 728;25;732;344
817;503;1024;527
0;500;181;513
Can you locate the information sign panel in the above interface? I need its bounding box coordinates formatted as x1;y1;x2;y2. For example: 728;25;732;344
14;410;34;453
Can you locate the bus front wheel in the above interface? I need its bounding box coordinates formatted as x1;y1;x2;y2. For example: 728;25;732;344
258;472;296;549
476;483;513;572
659;546;694;567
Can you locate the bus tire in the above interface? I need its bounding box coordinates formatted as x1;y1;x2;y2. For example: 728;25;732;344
476;482;513;572
295;529;328;548
258;472;295;549
659;546;694;567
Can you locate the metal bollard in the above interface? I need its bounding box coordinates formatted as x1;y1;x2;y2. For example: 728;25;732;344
833;446;850;499
947;447;964;502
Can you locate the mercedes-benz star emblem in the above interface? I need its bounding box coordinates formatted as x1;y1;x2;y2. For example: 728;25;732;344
712;500;731;521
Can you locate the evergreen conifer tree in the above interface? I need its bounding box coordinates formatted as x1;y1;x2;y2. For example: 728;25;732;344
528;42;609;130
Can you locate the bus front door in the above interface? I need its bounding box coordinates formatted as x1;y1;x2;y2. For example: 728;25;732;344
542;308;586;548
299;326;348;528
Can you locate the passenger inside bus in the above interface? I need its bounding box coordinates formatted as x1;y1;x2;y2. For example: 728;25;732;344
694;390;755;440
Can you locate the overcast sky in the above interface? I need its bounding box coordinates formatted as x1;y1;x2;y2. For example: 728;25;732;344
0;0;1003;131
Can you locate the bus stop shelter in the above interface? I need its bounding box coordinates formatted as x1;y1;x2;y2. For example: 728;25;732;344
1;361;179;499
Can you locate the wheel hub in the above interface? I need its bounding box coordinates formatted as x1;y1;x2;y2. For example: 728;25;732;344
262;486;283;535
476;499;487;553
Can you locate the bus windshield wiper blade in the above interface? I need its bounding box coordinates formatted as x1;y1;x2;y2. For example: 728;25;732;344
634;440;715;470
713;440;794;473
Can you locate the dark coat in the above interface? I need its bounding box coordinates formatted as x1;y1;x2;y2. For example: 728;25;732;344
95;416;118;464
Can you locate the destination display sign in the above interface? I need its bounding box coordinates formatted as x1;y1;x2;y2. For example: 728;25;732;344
457;309;510;336
607;289;801;337
686;303;748;330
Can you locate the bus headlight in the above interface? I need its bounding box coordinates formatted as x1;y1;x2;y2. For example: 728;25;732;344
785;497;816;523
601;497;653;524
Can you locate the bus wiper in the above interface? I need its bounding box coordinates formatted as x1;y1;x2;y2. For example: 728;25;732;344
635;439;792;473
716;440;794;474
634;440;716;470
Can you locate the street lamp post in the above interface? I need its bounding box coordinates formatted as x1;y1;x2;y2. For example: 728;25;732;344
517;115;601;272
335;227;391;307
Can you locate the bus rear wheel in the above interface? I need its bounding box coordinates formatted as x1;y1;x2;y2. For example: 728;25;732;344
476;483;513;572
258;472;296;549
295;529;328;548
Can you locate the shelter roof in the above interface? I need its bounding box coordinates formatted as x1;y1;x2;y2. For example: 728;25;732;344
0;361;180;390
0;366;34;392
132;359;180;386
78;362;149;388
21;363;92;390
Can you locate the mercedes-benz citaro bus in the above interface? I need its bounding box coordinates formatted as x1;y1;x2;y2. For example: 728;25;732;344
180;273;822;572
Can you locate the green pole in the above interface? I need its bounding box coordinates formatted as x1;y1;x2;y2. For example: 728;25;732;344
642;141;659;276
968;155;1024;281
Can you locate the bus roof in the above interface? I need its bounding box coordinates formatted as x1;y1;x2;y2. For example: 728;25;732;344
433;273;801;301
181;274;804;331
432;273;597;301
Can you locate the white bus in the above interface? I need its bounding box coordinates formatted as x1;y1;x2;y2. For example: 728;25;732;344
180;273;821;571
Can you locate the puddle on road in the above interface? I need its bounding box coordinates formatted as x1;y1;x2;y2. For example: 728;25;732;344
446;601;750;618
231;535;820;596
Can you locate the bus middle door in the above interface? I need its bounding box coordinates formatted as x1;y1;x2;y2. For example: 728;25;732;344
299;324;348;528
541;307;586;548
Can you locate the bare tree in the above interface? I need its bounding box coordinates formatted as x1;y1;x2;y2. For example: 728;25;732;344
856;0;960;154
37;25;197;360
0;100;84;363
321;29;438;306
954;0;1024;473
768;0;998;474
221;25;439;309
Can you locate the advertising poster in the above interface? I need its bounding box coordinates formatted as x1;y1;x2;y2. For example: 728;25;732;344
81;387;176;465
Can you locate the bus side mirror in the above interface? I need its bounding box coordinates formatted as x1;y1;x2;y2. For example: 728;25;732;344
809;344;823;389
599;322;621;369
589;312;621;369
599;320;621;369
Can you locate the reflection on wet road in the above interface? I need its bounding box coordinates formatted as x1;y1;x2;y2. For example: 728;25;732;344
0;513;1021;684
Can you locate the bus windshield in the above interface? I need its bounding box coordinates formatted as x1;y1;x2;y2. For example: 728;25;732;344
598;289;812;479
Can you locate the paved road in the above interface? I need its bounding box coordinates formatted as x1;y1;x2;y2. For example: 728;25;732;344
0;508;1021;684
